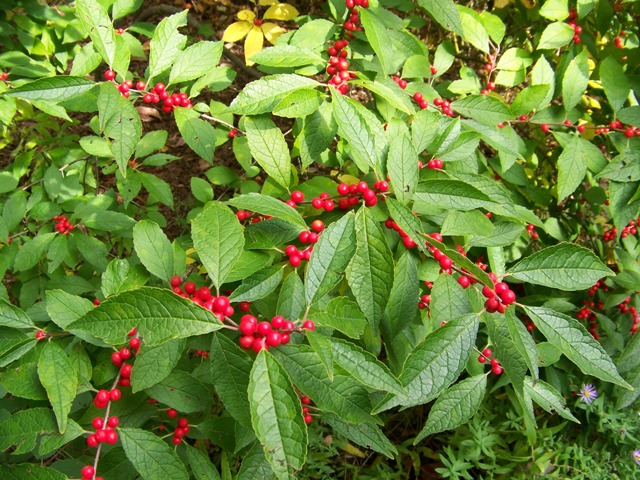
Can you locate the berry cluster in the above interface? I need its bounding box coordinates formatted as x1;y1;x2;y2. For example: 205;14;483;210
35;330;46;341
165;409;190;445
614;34;625;48
81;466;103;480
0;71;8;81
326;39;355;95
481;54;497;95
618;296;640;334
384;218;417;249
391;75;407;90
330;180;388;210
238;314;315;352
576;303;600;339
344;0;368;30
235;210;270;224
53;215;74;235
300;394;314;425
603;218;640;242
418;293;430;310
87;412;120;447
477;348;503;375
193;349;209;359
283;220;324;267
480;278;517;313
110;331;140;388
418;157;443;170
170;276;234;321
140;82;193;112
526;223;539;240
412;91;429;110
566;8;583;44
432;98;454;117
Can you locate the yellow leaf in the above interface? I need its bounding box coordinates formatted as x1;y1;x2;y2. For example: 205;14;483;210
261;22;285;44
259;0;278;4
237;9;256;22
244;26;264;66
263;3;299;20
222;21;252;42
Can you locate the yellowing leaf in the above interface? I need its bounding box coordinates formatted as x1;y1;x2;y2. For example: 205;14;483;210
222;21;252;42
262;22;286;44
264;3;299;21
244;26;265;66
238;9;256;22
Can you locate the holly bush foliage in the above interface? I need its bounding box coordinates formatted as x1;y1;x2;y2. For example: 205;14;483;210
0;0;639;478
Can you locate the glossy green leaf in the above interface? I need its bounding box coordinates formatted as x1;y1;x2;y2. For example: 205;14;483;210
67;287;223;346
417;0;463;36
359;8;394;74
0;407;57;455
192;202;245;290
387;133;418;205
229;266;284;302
562;50;589;112
146;370;212;413
37;342;78;433
131;338;185;392
76;0;117;66
458;6;490;53
556;135;605;200
5;76;95;102
328;337;404;395
331;89;378;173
273;345;381;425
600;57;630;113
0;300;34;329
245;115;292;189
451;95;512;126
305;212;356;305
273;89;325;118
250;45;324;68
537;22;574;49
249;350;308;480
277;272;306;321
230;74;320;115
374;314;479;412
523;306;630;388
210;333;252;427
174;107;216;163
120;427;189;480
13;232;56;272
148;10;188;81
228;193;306;230
133;220;174;283
346;207;394;332
524;376;579;423
414;374;487;443
299;102;337;170
414;179;493;211
508;243;613;290
170;41;223;85
312;296;367;339
430;275;473;326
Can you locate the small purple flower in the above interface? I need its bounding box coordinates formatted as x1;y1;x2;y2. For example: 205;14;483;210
578;384;598;404
633;449;640;466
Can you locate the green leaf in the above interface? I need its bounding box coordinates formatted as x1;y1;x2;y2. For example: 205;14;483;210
245;115;292;189
98;82;142;177
249;350;308;480
210;334;252;427
451;95;512;126
537;22;574;50
511;85;551;116
562;50;589;112
273;345;381;425
67;287;223;346
346;207;394;333
37;342;78;434
14;232;56;272
331;89;378;173
417;0;463;36
385;198;428;254
0;464;68;480
523;306;630;389
192;202;244;290
0;407;57;454
479;11;506;44
273;89;325;119
414;375;487;443
230;74;320;115
229;266;284;303
387;133;418;205
133;220;174;283
312;297;367;339
299;102;337;170
359;8;394;74
131;338;185;392
277;272;306;321
618;106;640;126
306;330;334;380
508;243;613;291
0;300;34;329
457;6;490;53
430;275;473;327
146;370;213;413
524;376;579;423
556;135;593;201
600;57;630;113
354;79;416;115
414;179;493;211
148;10;188;81
305;212;356;305
238;442;276;480
596;151;640;182
185;444;222;480
228;193;306;230
120;427;189;480
4;76;95;102
323;413;397;459
539;0;569;20
374;314;479;412
76;0;117;67
327;337;404;395
174;107;216;163
170;41;223;85
250;45;324;68
441;210;494;237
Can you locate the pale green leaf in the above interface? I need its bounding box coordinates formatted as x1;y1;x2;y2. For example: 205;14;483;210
37;342;78;433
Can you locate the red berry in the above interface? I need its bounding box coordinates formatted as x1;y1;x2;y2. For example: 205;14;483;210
304;414;313;424
129;337;141;350
104;70;116;81
105;430;118;444
271;315;285;329
109;389;121;401
178;417;189;428
266;331;282;347
81;466;95;478
302;320;315;330
239;336;254;349
107;416;119;428
291;190;304;203
541;124;550;133
172;436;182;445
120;363;133;379
257;321;272;336
170;276;182;288
184;282;196;295
87;435;99;447
35;330;46;341
311;220;325;233
482;348;492;357
289;255;302;267
457;276;471;289
92;417;104;429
